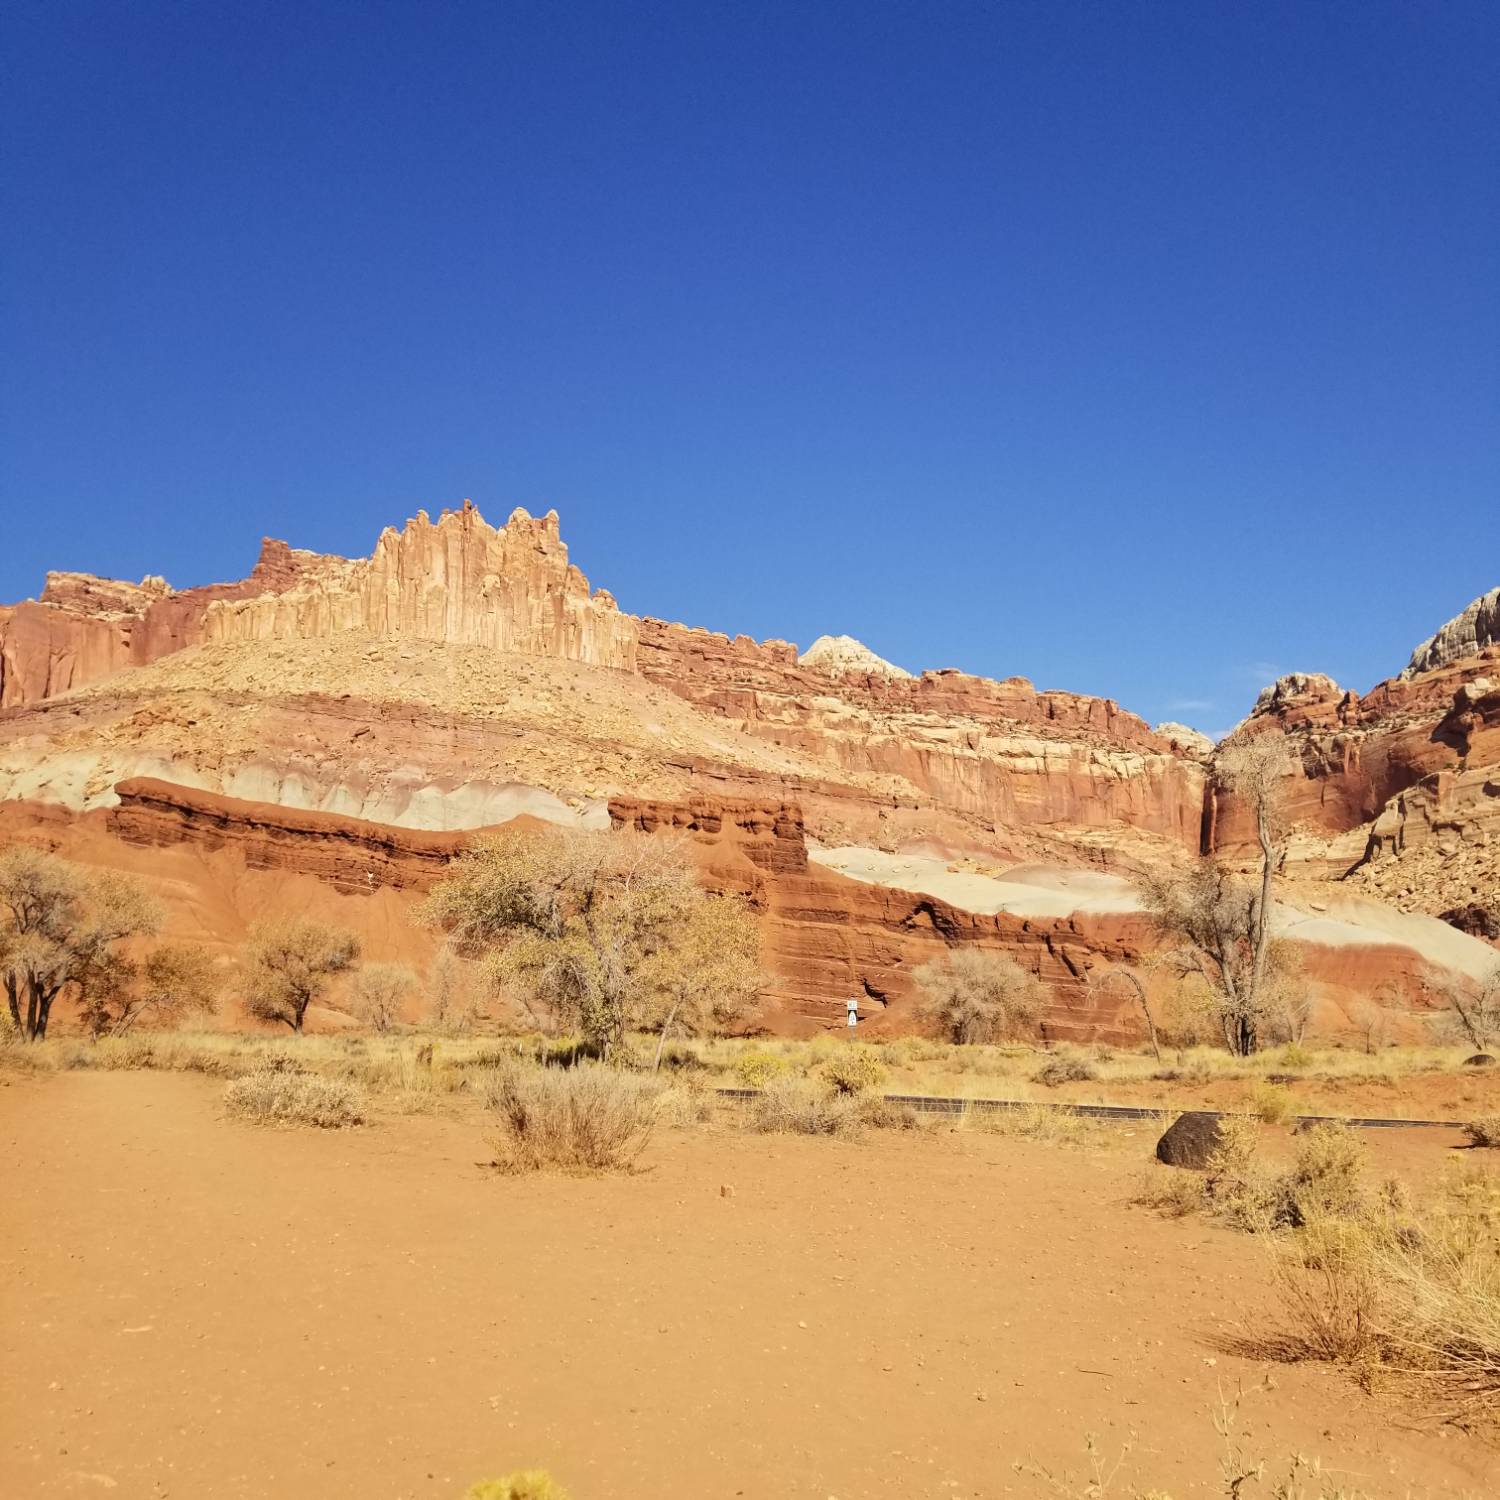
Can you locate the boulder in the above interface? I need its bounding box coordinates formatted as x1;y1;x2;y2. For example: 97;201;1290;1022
1155;1111;1227;1168
1462;1053;1497;1069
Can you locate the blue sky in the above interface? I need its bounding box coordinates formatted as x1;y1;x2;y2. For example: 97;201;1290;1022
2;1;1496;738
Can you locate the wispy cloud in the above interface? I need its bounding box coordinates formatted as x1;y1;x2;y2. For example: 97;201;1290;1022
1246;661;1284;687
1166;696;1215;712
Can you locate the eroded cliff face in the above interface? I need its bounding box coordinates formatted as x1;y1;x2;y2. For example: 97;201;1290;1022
203;504;637;669
1209;589;1500;928
11;777;1468;1037
0;502;1206;868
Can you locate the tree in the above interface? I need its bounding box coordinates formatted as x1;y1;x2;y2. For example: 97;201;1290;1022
1441;963;1500;1053
1140;732;1298;1056
422;827;763;1061
913;948;1045;1044
0;847;159;1040
241;918;359;1033
427;943;482;1033
640;892;762;1070
80;943;219;1038
1090;967;1161;1060
348;961;418;1033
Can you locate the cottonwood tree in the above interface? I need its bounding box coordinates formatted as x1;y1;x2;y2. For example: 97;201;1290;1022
241;918;360;1033
79;943;219;1038
913;949;1045;1045
348;961;418;1033
1089;967;1161;1060
422;827;763;1062
1441;963;1500;1053
641;891;761;1070
0;847;159;1040
1138;733;1298;1056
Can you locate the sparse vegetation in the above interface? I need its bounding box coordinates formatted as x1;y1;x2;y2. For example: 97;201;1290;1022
750;1075;860;1136
223;1067;366;1127
1140;1119;1366;1233
349;961;420;1032
819;1045;887;1095
1033;1049;1097;1088
1138;734;1299;1056
1464;1117;1500;1149
913;948;1044;1044
423;827;762;1061
80;942;219;1038
464;1472;570;1500
1256;1162;1500;1421
482;1063;663;1172
1;847;160;1040
1440;962;1500;1053
241;918;360;1033
732;1049;788;1088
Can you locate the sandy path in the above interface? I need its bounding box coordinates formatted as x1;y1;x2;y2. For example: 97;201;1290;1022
1;1072;1493;1499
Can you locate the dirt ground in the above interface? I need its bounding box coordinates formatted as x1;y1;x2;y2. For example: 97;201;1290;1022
2;1073;1495;1500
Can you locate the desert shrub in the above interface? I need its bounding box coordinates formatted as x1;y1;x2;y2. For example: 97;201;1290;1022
1262;1164;1500;1418
1153;1118;1366;1233
482;1063;662;1173
1464;1116;1500;1148
1277;1040;1313;1069
348;962;419;1032
465;1473;570;1500
223;1069;365;1128
913;948;1045;1044
1250;1080;1299;1124
733;1049;788;1088
1199;1116;1282;1230
979;1101;1097;1146
1133;1164;1210;1218
1032;1050;1097;1088
853;1094;922;1131
750;1076;859;1137
820;1046;888;1095
1277;1122;1366;1227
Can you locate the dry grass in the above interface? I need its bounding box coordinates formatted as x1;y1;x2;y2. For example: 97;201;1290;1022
1137;1120;1366;1234
1464;1116;1500;1148
970;1101;1103;1147
749;1076;861;1137
223;1068;366;1128
1250;1163;1500;1423
481;1064;663;1173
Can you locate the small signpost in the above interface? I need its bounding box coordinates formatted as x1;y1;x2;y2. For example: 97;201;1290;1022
846;995;860;1029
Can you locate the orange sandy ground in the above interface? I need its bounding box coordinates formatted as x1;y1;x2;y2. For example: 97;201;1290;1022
2;1072;1495;1500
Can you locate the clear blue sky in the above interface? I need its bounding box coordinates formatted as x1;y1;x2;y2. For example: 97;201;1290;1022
3;1;1496;738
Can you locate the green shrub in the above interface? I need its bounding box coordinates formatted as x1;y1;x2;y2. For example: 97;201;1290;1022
482;1064;662;1173
734;1049;789;1088
820;1046;887;1095
223;1070;365;1128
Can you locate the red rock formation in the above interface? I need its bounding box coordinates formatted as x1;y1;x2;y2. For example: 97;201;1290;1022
1210;662;1500;855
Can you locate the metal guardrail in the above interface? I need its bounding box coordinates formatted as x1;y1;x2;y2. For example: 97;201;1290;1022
713;1087;1467;1130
